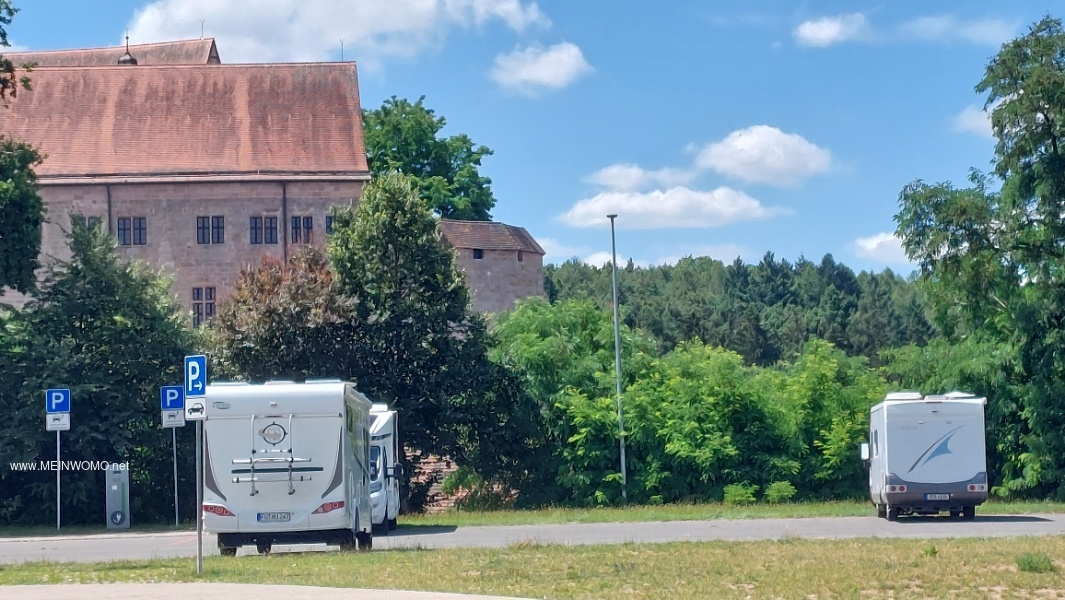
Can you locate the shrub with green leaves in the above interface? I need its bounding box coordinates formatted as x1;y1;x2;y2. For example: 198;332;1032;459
723;483;759;505
763;481;797;504
1016;553;1056;573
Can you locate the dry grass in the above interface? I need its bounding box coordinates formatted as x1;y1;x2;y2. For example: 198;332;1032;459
2;536;1065;598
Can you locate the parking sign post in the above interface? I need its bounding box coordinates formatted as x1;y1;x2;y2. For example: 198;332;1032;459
184;356;207;575
45;388;71;531
161;385;185;526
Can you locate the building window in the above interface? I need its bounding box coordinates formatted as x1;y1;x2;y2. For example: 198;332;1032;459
473;249;484;260
265;216;278;244
197;216;225;244
119;217;147;245
132;217;147;245
192;286;216;327
326;215;334;234
74;215;102;230
291;215;313;244
250;217;263;245
117;217;132;246
196;217;210;244
212;216;225;244
517;250;524;263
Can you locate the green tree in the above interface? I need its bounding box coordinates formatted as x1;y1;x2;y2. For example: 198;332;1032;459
0;3;42;294
0;135;43;294
490;297;656;505
363;96;495;220
327;173;500;508
0;218;197;524
208;246;362;381
0;1;32;103
895;16;1065;497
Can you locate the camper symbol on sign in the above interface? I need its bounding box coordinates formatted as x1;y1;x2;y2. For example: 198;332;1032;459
259;423;286;445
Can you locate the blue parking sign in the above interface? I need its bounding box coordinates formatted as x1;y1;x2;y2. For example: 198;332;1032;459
161;386;185;411
45;388;71;413
184;355;207;398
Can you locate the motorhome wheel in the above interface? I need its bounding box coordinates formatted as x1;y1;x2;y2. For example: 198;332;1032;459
886;506;899;521
388;517;397;531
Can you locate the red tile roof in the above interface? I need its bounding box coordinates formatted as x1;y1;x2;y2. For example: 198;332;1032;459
0;62;368;179
6;39;221;67
439;220;544;254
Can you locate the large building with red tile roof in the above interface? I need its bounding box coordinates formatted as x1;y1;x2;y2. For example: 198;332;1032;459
0;39;542;317
7;38;221;67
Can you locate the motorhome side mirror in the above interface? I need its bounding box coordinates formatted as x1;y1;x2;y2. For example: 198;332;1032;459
386;465;403;479
859;442;870;462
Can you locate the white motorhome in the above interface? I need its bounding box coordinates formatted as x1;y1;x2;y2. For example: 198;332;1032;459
369;403;401;532
202;380;374;555
861;391;989;521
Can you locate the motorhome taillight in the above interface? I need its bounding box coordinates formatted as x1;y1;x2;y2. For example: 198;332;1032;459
313;500;345;514
889;485;906;493
898;485;906;492
203;504;234;516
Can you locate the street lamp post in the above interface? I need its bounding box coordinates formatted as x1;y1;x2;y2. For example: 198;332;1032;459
607;214;627;501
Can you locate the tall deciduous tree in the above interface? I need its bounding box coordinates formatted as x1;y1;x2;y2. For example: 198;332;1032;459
896;16;1065;497
328;173;501;507
363;96;495;220
0;219;198;524
0;137;43;293
208;246;362;381
0;3;42;295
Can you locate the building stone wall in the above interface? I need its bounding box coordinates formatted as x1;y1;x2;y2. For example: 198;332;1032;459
452;247;545;314
2;180;364;315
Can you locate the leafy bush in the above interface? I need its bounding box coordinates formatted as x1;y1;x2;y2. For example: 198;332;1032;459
723;483;759;505
1016;553;1056;573
763;481;797;504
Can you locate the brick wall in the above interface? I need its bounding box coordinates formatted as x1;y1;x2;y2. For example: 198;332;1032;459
452;247;545;313
0;179;364;313
2;180;546;320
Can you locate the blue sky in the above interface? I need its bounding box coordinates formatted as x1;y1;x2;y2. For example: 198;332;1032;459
9;1;1059;273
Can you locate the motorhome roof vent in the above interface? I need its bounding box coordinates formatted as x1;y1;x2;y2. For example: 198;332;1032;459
943;390;976;398
885;391;923;401
306;378;344;384
264;380;296;385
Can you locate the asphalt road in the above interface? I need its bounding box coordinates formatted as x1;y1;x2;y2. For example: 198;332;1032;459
1;512;1063;564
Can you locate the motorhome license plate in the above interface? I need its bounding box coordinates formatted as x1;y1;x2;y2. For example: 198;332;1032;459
925;493;949;501
257;512;291;523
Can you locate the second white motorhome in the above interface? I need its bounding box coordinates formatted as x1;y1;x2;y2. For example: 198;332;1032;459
369;403;401;532
202;380;374;555
861;391;989;521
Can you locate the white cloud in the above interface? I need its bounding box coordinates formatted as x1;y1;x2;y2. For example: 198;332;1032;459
854;232;910;264
559;186;779;229
901;16;1016;45
537;237;587;263
695;125;832;186
128;0;549;67
583;163;695;191
794;13;869;47
490;42;593;94
581;251;614;268
954;105;993;138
